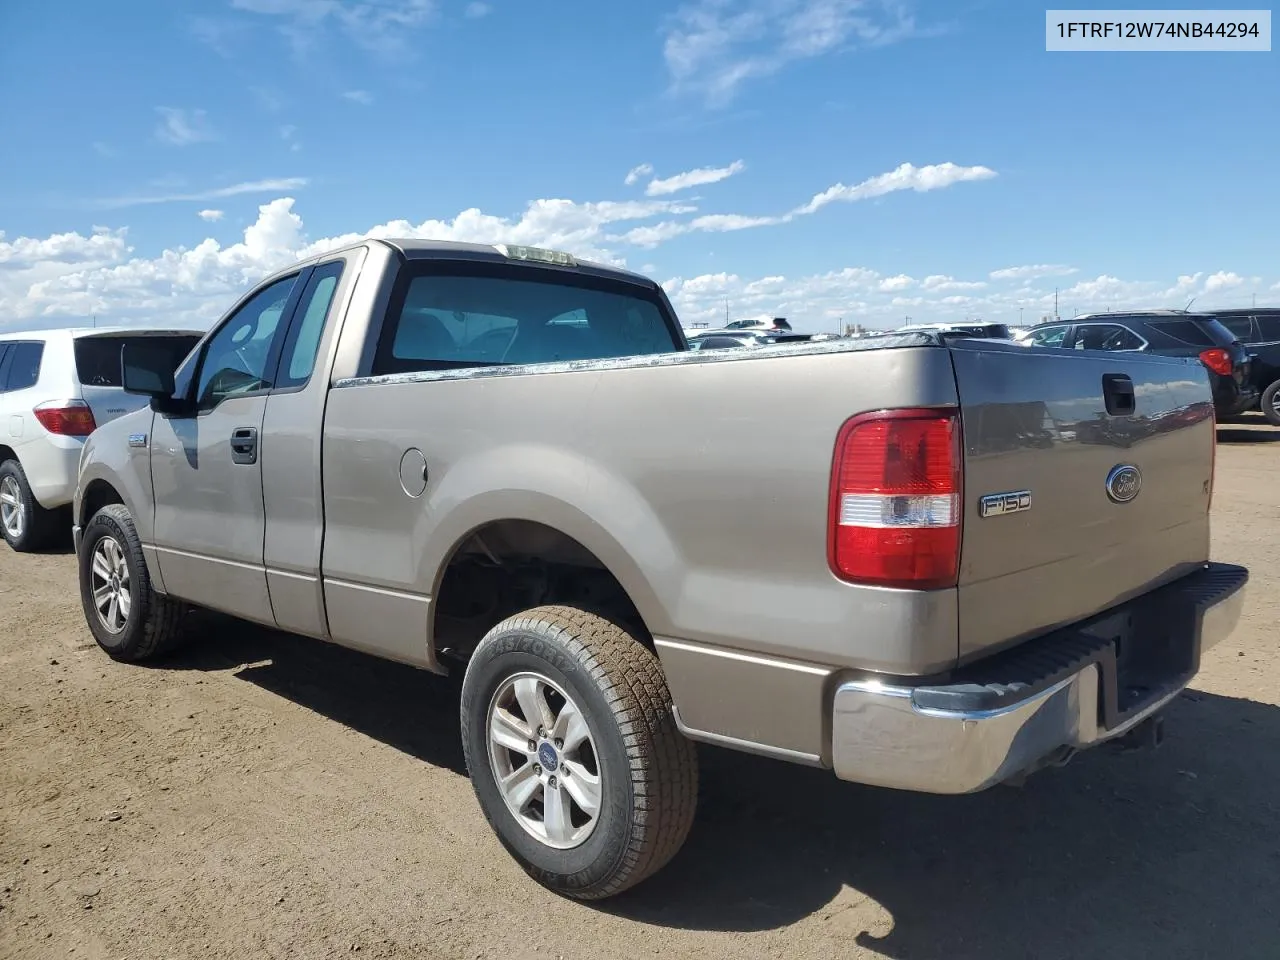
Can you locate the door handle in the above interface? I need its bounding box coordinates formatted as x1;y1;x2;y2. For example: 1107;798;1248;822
230;426;258;465
1102;373;1135;416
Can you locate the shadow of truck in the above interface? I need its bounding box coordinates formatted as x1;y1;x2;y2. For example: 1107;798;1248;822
157;614;1279;960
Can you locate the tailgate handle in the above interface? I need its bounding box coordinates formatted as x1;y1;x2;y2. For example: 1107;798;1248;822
1102;373;1135;416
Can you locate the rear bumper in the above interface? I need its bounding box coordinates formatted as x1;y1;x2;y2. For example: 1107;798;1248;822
1211;376;1260;415
13;438;82;509
831;562;1249;794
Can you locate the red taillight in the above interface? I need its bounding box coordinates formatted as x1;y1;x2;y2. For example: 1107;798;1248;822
33;400;96;437
828;409;962;589
1198;348;1233;377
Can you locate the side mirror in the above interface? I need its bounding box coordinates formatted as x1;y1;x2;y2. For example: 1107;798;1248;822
120;342;192;415
121;342;177;397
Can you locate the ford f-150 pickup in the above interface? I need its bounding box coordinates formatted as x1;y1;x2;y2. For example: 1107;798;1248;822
72;239;1249;900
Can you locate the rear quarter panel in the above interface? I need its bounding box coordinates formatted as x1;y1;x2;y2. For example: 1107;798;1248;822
320;342;963;675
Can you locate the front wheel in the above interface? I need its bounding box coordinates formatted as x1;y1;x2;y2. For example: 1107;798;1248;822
1261;380;1280;427
460;605;698;900
78;504;187;662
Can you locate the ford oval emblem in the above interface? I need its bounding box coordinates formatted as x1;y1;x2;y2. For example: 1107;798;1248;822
1105;464;1142;503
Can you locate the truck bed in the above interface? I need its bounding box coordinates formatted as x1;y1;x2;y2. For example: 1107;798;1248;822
321;330;1215;676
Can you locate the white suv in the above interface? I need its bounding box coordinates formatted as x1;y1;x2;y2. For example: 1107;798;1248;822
0;326;204;552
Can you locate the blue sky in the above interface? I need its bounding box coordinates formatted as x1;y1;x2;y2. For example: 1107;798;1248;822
1;0;1277;331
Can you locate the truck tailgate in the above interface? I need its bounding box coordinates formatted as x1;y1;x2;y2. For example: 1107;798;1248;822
949;339;1215;663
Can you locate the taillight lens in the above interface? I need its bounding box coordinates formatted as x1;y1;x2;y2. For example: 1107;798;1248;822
1198;348;1233;377
33;400;96;437
828;409;962;589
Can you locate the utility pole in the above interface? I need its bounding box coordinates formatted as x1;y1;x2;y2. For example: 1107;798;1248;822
1054;287;1059;322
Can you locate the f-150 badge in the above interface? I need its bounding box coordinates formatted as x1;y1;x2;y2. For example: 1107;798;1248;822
978;489;1032;518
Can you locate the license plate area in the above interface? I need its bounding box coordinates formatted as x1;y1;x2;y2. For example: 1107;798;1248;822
1082;602;1199;728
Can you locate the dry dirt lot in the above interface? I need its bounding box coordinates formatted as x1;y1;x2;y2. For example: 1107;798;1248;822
2;421;1278;960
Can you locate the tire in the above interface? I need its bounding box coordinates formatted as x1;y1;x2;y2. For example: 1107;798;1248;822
1261;380;1280;427
0;459;62;552
460;605;698;900
78;504;187;662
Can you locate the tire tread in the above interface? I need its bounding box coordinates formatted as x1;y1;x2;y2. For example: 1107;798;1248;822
84;504;186;661
464;604;698;900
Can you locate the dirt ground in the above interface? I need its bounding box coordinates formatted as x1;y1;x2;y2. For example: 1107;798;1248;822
2;420;1277;960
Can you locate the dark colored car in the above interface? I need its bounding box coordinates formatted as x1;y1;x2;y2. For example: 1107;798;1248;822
1020;311;1258;418
1202;308;1280;425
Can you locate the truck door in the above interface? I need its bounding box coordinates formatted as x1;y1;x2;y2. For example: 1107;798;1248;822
258;253;360;639
149;271;307;625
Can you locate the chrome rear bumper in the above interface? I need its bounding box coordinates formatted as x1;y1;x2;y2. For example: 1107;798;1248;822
831;562;1249;794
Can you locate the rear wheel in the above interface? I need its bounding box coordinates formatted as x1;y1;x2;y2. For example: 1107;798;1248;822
79;504;187;662
0;459;61;553
1261;380;1280;427
460;605;698;900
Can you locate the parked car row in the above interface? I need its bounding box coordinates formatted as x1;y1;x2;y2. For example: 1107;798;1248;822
0;242;1251;904
1017;309;1280;425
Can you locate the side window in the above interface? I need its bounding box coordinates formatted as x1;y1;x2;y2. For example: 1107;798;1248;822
278;261;344;388
1075;324;1143;351
1028;325;1068;348
1147;320;1215;347
1218;316;1256;342
1257;315;1280;341
195;274;298;410
4;342;45;391
373;269;678;375
0;344;10;392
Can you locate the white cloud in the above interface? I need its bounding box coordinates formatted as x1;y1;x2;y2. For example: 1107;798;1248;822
1204;270;1245;292
646;160;747;196
98;177;309;209
624;163;654;186
342;89;374;105
794;161;995;215
231;0;437;58
198;210;225;222
922;274;985;291
154;107;216;146
0;227;131;269
664;0;920;105
465;1;491;17
619;159;993;245
667;264;1276;332
989;263;1077;281
7;180;1265;336
0;194;694;328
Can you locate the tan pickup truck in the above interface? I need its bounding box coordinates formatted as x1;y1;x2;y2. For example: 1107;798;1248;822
73;239;1248;900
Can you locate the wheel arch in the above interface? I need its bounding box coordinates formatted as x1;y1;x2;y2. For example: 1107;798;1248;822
79;478;126;532
428;514;665;667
